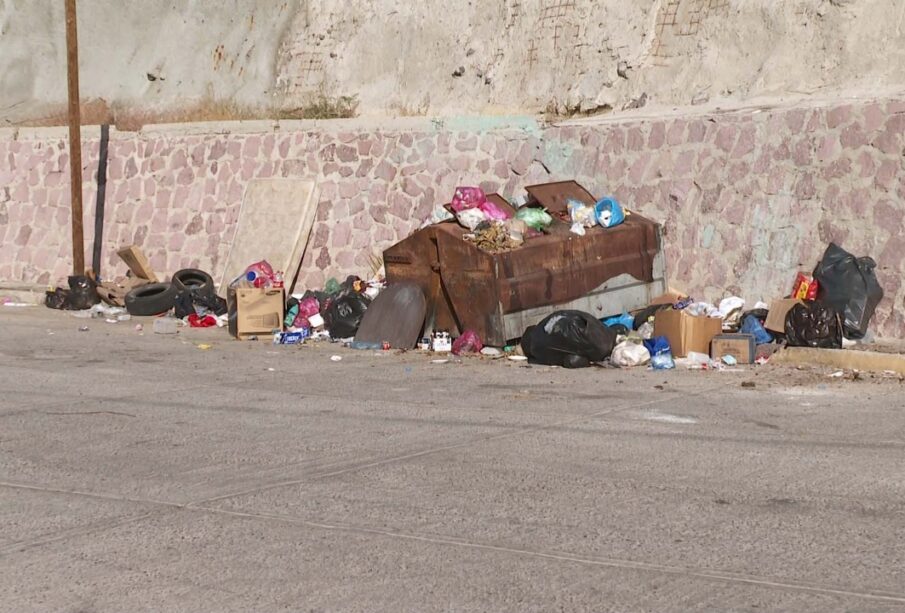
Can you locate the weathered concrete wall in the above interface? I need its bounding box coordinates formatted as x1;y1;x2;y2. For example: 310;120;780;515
0;0;300;125
1;96;904;336
4;0;905;124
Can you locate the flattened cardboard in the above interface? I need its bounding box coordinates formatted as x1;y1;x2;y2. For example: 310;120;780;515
228;287;284;339
765;298;803;333
711;333;756;364
654;309;723;358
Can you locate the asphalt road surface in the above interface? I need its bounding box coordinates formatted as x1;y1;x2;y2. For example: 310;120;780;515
1;308;904;612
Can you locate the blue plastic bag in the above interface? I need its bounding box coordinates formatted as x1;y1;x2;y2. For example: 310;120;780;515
595;197;625;228
740;314;774;345
644;336;676;370
603;311;635;329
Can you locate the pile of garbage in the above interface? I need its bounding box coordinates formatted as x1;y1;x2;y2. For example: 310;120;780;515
40;174;885;375
433;185;627;255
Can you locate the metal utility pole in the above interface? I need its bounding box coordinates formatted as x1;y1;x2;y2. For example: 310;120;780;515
65;0;85;275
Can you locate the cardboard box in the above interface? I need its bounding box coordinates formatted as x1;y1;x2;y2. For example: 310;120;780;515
227;287;284;339
653;309;723;357
710;333;756;364
764;298;803;333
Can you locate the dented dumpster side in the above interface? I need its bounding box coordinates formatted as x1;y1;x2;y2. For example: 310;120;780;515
384;214;666;346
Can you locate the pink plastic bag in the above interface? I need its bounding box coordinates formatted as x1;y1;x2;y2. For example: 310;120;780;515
292;296;321;329
452;329;484;355
451;187;487;213
479;199;512;221
243;260;275;288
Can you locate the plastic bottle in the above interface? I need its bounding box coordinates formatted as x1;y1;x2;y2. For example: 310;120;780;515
153;317;179;335
273;271;284;289
243;261;275;289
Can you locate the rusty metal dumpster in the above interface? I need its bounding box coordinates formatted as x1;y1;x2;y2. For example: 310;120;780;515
383;182;666;346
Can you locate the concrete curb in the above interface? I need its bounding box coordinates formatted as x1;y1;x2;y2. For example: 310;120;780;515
772;347;905;376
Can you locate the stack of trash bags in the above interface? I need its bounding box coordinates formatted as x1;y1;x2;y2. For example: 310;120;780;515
784;243;884;348
283;274;381;341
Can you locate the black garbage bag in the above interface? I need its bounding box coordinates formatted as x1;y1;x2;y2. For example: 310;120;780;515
521;310;617;368
175;288;228;319
193;291;228;316
68;276;100;310
784;301;843;349
45;288;70;310
173;290;195;319
324;291;371;339
813;243;884;339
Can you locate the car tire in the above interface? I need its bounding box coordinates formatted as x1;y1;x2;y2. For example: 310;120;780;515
172;269;215;296
125;283;179;316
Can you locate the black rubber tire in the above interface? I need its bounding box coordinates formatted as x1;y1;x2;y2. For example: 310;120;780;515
172;269;215;296
125;283;179;316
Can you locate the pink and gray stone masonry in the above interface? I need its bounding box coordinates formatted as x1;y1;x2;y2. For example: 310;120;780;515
1;97;904;337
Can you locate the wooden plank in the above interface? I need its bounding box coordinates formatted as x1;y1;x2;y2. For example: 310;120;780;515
65;0;85;275
116;245;159;282
772;347;905;376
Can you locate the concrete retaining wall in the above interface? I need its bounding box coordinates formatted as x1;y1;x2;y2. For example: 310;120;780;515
1;97;904;337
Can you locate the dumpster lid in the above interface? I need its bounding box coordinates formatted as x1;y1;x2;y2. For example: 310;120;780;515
525;181;596;216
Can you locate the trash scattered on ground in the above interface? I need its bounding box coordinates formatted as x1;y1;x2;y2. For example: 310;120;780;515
274;331;307;345
330;355;343;362
78;325;89;332
31;178;895;382
741;381;757;388
452;330;483;356
432;331;452;353
153;317;179;335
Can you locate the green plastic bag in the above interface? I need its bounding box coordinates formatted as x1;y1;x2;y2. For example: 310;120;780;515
324;278;341;295
515;207;553;231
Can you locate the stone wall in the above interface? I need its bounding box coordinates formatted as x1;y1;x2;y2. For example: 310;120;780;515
1;96;904;337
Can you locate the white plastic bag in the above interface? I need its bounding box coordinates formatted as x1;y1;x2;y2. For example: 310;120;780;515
456;208;488;231
686;302;720;318
718;296;746;327
611;341;651;367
